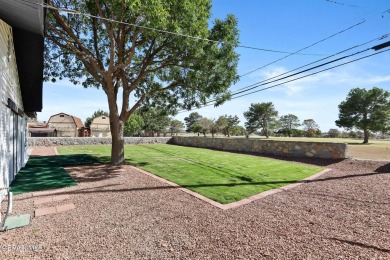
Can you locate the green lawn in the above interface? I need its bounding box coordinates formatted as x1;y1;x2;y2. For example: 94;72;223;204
9;155;90;195
58;144;323;204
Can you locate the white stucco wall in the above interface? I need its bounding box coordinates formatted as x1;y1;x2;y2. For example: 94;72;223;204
0;19;28;190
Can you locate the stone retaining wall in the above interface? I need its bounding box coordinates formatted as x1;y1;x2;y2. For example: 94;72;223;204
172;136;348;159
28;137;172;147
28;136;348;159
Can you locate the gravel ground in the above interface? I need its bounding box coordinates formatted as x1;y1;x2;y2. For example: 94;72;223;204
1;153;389;259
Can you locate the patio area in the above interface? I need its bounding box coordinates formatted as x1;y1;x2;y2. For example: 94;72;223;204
1;147;389;258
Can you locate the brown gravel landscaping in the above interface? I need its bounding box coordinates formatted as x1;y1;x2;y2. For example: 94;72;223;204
1;149;389;259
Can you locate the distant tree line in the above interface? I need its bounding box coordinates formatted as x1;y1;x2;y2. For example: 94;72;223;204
85;87;390;143
181;103;323;138
85;106;185;137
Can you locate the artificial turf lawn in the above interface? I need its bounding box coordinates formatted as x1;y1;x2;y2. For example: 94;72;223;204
58;144;324;204
10;155;100;195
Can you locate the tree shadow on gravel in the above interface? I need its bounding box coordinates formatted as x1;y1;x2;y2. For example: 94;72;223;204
305;171;389;182
29;170;390;196
288;190;389;205
375;163;390;173
67;170;121;183
327;237;390;253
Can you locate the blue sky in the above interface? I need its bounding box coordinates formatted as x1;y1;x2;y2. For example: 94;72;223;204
38;0;390;131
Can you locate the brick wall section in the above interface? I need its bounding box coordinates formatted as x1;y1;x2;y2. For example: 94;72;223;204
172;136;348;159
28;137;172;147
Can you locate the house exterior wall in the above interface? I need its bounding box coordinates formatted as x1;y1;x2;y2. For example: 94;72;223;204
48;113;78;137
0;19;28;189
90;115;111;137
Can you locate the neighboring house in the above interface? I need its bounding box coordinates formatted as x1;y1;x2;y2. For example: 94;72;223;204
0;0;45;190
90;115;111;137
47;112;85;137
28;122;57;137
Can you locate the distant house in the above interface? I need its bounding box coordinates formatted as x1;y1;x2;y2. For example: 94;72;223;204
28;122;57;137
48;113;85;137
90;115;111;137
0;0;45;191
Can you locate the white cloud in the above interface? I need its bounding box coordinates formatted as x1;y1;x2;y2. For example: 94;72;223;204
365;75;390;84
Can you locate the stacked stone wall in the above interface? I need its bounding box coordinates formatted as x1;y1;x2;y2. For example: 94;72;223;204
28;137;172;147
28;136;348;159
172;137;347;159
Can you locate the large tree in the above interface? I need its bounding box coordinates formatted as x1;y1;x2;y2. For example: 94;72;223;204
196;117;214;137
213;115;228;137
278;114;300;137
124;111;144;136
45;0;239;164
225;115;240;137
169;119;185;136
336;87;390;143
302;119;320;137
244;102;278;138
140;108;171;137
184;112;203;133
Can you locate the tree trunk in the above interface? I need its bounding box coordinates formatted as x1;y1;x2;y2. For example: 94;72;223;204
110;116;125;165
264;128;269;138
363;129;369;144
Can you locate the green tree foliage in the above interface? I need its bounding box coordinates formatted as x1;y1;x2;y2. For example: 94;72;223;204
140;108;171;136
184;112;203;133
335;87;390;143
302;119;320;137
45;0;239;164
124;112;144;136
215;115;228;135
85;109;109;128
278;114;300;137
170;119;185;136
328;128;340;138
348;131;357;138
192;124;203;137
231;125;246;136
210;120;219;138
225;115;240;137
196;118;214;137
244;102;278;138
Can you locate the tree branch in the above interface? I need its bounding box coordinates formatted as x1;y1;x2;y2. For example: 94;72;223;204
127;82;180;118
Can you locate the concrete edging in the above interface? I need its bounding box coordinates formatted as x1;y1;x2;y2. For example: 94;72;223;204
133;166;332;210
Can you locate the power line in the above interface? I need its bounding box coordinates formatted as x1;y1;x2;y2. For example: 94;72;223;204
232;48;370;97
325;0;364;8
229;48;390;100
178;46;390;113
239;19;366;77
231;34;388;95
32;1;325;56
